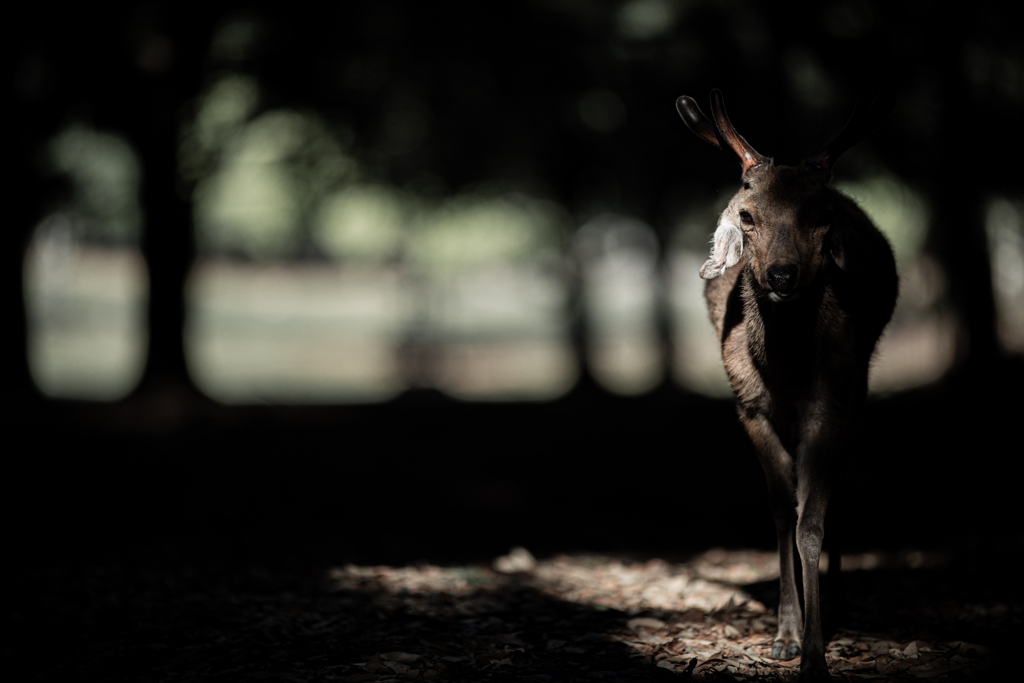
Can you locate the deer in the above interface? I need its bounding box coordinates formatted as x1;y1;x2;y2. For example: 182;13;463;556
675;89;898;682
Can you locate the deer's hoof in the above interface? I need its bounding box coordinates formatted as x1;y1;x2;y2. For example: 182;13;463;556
771;641;801;660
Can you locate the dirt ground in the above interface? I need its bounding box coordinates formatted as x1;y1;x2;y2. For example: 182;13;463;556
6;544;1016;682
5;366;1021;681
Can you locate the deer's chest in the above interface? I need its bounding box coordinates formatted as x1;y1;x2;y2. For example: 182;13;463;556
720;291;853;418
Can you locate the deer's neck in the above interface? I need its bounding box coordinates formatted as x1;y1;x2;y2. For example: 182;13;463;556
742;267;825;385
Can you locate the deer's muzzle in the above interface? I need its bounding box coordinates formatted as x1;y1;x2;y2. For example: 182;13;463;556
767;264;799;299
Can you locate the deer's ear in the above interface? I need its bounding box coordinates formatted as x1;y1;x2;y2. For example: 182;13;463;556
676;96;723;150
700;222;743;279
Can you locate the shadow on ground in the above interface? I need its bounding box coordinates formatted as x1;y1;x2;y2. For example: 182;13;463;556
3;360;1022;680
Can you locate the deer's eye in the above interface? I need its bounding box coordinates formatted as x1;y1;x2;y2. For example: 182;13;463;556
739;210;754;226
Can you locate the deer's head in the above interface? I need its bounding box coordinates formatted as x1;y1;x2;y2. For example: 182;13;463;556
677;89;892;302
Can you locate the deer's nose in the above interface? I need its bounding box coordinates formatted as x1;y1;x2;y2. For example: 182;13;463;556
767;265;799;295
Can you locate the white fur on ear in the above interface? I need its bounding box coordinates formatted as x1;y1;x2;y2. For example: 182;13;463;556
699;221;743;279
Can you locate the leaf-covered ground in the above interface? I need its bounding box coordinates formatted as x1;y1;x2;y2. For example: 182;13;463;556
7;547;1013;681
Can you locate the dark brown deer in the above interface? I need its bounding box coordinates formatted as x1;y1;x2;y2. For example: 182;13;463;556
675;90;898;682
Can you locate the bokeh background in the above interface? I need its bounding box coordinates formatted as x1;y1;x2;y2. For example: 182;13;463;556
7;0;1024;580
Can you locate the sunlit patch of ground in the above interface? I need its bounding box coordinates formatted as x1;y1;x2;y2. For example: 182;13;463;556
327;549;995;681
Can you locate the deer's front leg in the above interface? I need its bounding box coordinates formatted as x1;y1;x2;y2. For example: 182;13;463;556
740;412;801;660
794;415;844;683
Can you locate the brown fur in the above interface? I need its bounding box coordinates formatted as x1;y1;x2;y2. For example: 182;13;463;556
678;92;898;683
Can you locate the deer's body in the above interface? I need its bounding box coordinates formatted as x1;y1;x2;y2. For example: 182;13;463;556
677;91;897;682
708;182;897;422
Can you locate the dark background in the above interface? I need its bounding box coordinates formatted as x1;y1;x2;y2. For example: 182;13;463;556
5;1;1023;678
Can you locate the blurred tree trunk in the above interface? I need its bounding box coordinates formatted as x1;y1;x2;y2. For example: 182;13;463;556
132;115;197;396
653;230;677;392
5;182;42;404
567;248;601;396
927;44;1000;371
7;56;66;405
123;21;210;400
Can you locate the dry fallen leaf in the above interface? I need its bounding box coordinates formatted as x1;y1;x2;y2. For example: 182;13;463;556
628;617;667;631
680;608;706;623
494;633;527;647
382;652;421;663
493;547;537;574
